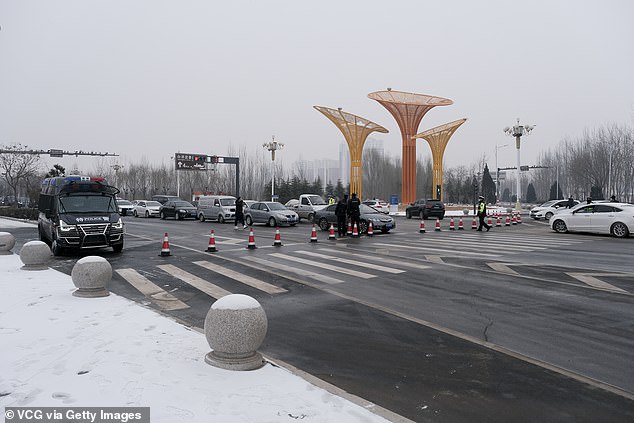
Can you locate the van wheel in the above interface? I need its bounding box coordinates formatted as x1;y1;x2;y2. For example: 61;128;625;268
218;215;225;223
51;238;64;256
307;213;314;223
112;244;123;253
199;214;205;222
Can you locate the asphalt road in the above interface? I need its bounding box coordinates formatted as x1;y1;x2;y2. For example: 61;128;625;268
4;215;634;422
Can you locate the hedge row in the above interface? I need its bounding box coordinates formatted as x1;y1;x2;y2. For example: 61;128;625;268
0;207;39;221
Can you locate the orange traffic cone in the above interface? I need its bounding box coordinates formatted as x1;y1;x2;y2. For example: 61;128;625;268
505;215;511;226
310;224;318;243
367;221;374;237
496;216;502;227
246;227;257;249
347;221;352;236
328;224;336;240
419;220;426;233
487;215;493;226
206;230;218;252
517;213;522;224
159;232;171;257
272;227;283;247
458;217;464;230
352;223;359;237
435;218;441;231
512;214;517;225
449;217;455;230
471;217;477;230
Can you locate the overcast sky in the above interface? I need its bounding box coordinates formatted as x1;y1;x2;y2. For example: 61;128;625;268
1;0;633;172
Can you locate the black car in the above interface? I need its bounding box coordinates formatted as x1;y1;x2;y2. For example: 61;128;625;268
405;199;445;219
159;200;197;220
313;204;395;233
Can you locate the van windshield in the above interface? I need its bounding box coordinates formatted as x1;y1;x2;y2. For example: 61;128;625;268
307;195;326;205
220;198;235;206
58;195;117;213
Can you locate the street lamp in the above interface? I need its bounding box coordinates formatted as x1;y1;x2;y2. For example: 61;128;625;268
503;118;535;210
111;164;124;188
495;144;507;204
263;136;284;202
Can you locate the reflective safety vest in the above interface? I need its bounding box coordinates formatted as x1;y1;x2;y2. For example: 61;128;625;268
478;202;486;214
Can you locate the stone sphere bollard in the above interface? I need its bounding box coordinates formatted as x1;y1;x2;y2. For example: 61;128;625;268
0;232;16;255
19;240;51;270
71;256;111;298
204;294;268;371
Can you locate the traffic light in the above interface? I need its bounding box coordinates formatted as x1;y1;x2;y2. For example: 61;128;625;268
436;185;441;200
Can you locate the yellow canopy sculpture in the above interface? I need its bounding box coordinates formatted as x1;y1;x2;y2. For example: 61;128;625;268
314;106;388;199
368;89;453;204
413;118;467;200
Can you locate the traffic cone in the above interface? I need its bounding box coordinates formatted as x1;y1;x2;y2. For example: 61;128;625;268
496;216;502;227
487;215;493;226
517;213;522;224
272;227;283;247
246;227;257;249
328;224;336;240
310;224;318;243
458;217;464;230
505;215;511;226
352;223;359;237
347;221;352;236
206;230;218;252
419;220;426;233
449;217;455;230
367;221;374;237
435;218;441;231
471;217;477;230
512;214;517;225
159;232;171;257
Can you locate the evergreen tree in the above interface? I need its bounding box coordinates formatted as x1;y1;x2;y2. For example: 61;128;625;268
590;186;604;200
548;182;563;200
334;180;346;200
46;164;66;178
481;164;496;203
526;183;537;203
502;188;510;202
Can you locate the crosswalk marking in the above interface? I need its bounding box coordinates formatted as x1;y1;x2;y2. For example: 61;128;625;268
193;261;287;294
248;256;344;285
317;248;431;271
157;264;232;299
295;250;404;274
371;242;498;257
425;255;445;264
269;253;376;279
115;268;190;310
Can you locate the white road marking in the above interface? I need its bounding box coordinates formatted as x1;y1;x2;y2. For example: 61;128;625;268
371;242;498;257
487;262;520;275
318;248;431;271
295;250;404;274
249;257;344;285
157;264;231;299
425;255;445;264
269;253;376;279
115;268;190;310
566;273;629;293
193;261;287;294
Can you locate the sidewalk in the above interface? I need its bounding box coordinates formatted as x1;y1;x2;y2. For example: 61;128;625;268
0;221;394;422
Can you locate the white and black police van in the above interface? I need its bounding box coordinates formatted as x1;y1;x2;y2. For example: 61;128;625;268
37;175;124;255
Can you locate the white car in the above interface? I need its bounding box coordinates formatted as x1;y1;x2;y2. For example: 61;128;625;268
116;199;134;216
133;200;162;218
362;199;390;214
530;199;579;220
550;202;634;238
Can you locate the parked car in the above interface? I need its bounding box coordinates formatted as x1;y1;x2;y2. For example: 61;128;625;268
160;200;197;220
245;201;299;227
196;195;236;223
152;195;180;205
362;199;389;214
550;202;634;238
405;199;445;220
314;204;395;234
530;199;579;220
116;199;134;216
133;200;162;218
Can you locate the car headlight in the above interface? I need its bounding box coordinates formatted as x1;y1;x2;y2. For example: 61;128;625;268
59;220;76;232
112;219;123;229
178;209;185;213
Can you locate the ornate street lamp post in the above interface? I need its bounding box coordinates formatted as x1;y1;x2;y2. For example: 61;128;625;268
263;136;284;202
504;119;535;210
495;143;508;204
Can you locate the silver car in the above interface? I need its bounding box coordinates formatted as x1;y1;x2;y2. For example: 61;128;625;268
245;201;298;227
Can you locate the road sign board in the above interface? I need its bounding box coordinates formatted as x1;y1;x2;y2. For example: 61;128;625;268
175;153;207;171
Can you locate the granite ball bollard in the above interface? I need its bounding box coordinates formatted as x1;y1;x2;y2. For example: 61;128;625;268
19;240;51;270
0;232;16;255
204;294;268;371
71;256;112;298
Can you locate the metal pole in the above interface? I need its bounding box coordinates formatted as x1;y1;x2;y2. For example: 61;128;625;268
271;164;275;202
176;171;180;198
515;135;521;210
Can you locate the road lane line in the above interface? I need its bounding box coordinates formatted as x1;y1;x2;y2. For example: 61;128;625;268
193;261;287;294
269;253;376;279
115;268;190;311
157;264;232;299
295;250;404;274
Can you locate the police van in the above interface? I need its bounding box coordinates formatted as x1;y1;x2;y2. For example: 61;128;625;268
37;175;125;255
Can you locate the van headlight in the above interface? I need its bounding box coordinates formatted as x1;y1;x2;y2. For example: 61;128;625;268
59;220;76;232
112;219;124;230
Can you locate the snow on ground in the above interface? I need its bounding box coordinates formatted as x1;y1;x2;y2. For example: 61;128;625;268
0;248;391;423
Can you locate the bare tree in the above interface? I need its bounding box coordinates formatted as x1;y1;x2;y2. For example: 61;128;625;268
0;143;41;206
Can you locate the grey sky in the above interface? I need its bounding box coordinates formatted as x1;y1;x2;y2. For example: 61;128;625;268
1;0;633;172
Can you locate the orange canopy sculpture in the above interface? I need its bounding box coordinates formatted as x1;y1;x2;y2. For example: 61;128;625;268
314;106;388;199
368;89;453;204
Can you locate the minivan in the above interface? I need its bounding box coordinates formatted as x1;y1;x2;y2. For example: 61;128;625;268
197;195;236;223
152;195;180;205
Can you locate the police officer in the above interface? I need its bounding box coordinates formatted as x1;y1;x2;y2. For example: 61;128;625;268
347;193;361;233
477;196;490;232
335;195;348;237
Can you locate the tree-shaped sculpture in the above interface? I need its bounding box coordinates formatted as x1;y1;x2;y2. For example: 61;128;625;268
368;89;453;204
314;106;388;199
413;118;467;200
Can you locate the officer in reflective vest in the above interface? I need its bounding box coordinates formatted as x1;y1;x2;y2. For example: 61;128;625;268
477;196;491;232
